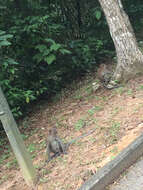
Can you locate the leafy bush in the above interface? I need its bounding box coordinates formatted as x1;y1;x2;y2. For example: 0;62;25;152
0;0;142;119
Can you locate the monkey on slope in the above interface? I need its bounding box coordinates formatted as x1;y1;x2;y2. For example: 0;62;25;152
97;64;112;85
97;64;119;89
46;127;67;162
46;127;96;162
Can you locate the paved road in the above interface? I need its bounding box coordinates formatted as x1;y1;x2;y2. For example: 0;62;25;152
110;157;143;190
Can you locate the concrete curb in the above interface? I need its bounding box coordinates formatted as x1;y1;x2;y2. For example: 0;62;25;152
78;133;143;190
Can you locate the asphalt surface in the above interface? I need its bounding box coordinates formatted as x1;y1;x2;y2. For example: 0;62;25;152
109;157;143;190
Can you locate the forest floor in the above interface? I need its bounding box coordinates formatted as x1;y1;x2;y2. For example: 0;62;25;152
1;69;143;190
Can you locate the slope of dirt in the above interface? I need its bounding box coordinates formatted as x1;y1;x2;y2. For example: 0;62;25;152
1;72;143;190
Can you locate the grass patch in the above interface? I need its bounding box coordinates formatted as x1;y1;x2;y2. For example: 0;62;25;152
109;121;120;144
127;89;133;95
139;85;143;90
5;158;18;169
111;107;120;116
113;86;125;95
75;118;86;130
88;106;103;116
0;175;9;185
0;153;10;165
110;146;118;154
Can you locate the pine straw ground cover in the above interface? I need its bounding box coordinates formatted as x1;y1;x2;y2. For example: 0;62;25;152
1;72;143;190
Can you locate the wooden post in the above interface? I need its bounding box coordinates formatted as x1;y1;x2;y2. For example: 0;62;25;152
0;86;37;186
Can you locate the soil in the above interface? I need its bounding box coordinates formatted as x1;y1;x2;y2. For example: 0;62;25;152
1;71;143;190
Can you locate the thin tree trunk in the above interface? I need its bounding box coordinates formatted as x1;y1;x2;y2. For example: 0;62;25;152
98;0;143;85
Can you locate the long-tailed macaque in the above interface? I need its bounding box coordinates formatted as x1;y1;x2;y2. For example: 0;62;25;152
46;127;67;162
97;63;120;89
46;127;96;162
97;64;112;85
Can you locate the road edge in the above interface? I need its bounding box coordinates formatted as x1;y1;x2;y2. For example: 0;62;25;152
78;133;143;190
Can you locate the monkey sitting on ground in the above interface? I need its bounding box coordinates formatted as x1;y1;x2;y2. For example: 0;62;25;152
46;127;67;162
97;64;119;89
97;64;112;85
45;127;96;162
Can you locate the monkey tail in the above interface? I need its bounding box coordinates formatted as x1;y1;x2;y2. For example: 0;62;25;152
66;128;96;149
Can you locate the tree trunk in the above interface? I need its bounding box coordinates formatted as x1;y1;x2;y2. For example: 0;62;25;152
98;0;143;85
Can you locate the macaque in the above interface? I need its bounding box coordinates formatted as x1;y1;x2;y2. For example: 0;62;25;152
46;127;96;162
46;127;67;162
97;64;112;85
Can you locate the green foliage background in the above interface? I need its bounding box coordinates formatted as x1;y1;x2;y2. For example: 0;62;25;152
1;0;143;118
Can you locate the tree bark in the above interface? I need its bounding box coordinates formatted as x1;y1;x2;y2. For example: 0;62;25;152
98;0;143;84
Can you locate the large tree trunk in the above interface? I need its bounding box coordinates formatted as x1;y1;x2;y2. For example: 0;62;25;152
98;0;143;85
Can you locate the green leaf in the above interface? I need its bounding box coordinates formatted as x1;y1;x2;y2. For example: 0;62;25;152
44;54;56;65
95;10;101;20
0;30;5;35
26;96;30;103
43;49;50;56
59;49;71;55
0;34;13;41
10;68;15;74
33;54;43;63
50;43;61;51
45;38;55;44
7;58;19;65
0;40;11;47
35;44;47;52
